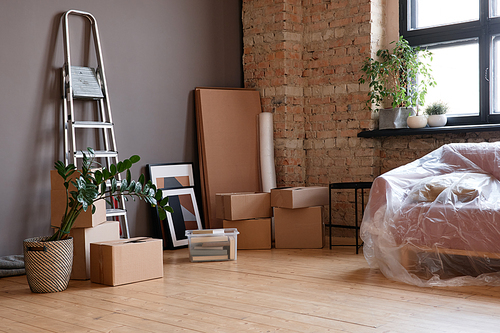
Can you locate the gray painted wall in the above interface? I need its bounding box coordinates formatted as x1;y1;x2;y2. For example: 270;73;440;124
0;0;242;256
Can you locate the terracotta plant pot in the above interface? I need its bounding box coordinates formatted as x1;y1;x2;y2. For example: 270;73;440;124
23;236;73;293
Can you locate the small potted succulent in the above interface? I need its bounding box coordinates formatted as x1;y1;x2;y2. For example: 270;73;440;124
23;148;173;293
424;101;449;127
359;36;436;129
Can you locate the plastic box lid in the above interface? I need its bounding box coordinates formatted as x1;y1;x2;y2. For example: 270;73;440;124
185;228;239;237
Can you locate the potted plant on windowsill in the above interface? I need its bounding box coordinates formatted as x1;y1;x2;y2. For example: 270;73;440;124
424;101;449;127
23;148;173;293
359;36;436;129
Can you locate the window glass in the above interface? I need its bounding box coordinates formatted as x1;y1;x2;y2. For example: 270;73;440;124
492;35;500;113
420;41;479;116
492;0;500;17
410;0;479;30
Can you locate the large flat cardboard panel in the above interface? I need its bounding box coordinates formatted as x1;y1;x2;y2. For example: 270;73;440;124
70;221;120;280
51;190;107;229
195;88;262;229
223;218;271;249
90;238;163;286
216;192;271;221
271;187;329;209
274;207;324;249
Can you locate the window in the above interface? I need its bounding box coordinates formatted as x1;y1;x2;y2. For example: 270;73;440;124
401;0;500;126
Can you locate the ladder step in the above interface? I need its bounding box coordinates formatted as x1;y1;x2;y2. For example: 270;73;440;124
73;121;113;129
71;66;104;100
106;208;127;217
74;150;118;159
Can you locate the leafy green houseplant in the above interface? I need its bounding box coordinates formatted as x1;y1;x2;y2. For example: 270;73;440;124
424;101;449;115
24;148;173;293
358;36;436;129
50;147;173;241
424;101;449;127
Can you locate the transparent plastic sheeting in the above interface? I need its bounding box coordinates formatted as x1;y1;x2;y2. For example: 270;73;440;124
361;142;500;287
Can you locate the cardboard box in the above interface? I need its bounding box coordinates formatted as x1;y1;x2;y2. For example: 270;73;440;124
90;237;163;286
50;170;107;228
271;187;329;209
274;207;324;249
216;192;272;221
186;229;239;262
70;221;121;280
223;218;271;249
51;169;79;191
51;190;107;228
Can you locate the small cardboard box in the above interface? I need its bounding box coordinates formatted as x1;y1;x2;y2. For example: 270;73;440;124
271;187;329;209
216;192;272;221
274;206;324;249
186;229;239;262
50;169;79;191
51;190;107;228
223;218;271;249
90;237;163;286
70;221;121;280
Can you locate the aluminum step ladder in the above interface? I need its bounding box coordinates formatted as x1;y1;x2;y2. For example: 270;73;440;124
61;9;129;238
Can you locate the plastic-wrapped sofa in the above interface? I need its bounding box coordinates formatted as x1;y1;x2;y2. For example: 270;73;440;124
361;142;500;286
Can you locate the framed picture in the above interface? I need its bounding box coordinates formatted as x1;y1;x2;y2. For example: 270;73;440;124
147;163;194;190
159;187;202;248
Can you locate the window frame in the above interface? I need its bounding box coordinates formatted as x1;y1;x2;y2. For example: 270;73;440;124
400;0;500;126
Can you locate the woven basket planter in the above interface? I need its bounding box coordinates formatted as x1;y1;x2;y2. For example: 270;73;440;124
23;236;73;293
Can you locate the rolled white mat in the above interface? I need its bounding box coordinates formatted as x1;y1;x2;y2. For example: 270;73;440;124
259;112;276;193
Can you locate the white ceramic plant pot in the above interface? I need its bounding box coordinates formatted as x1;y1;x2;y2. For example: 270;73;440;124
407;115;427;128
427;114;447;127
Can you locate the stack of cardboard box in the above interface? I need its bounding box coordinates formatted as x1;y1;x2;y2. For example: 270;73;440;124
271;187;329;249
214;187;328;250
50;170;121;280
217;192;272;249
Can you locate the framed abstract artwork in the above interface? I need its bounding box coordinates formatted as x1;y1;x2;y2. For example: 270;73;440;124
160;187;203;248
147;163;195;190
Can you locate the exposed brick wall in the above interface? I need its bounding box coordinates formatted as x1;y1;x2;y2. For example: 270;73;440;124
241;0;500;236
242;0;379;189
243;0;306;186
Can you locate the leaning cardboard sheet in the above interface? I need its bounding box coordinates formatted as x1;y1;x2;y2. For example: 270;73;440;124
361;142;500;287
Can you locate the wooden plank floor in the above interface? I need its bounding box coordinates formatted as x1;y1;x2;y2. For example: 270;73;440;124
2;242;500;332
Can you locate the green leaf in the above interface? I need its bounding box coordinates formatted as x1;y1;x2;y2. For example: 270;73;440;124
123;159;132;170
138;174;145;186
159;209;167;221
126;169;131;184
143;183;150;195
117;162;125;173
128;180;136;191
111;177;117;193
155;189;162;201
95;170;103;184
130;155;140;164
120;179;128;192
134;182;142;193
110;164;117;176
160;197;169;206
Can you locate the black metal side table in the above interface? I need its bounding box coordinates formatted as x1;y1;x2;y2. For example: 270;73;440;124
327;182;372;254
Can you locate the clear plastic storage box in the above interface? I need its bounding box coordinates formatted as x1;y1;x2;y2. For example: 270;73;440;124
185;228;239;262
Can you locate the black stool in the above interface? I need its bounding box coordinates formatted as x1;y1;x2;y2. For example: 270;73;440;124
327;182;372;254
